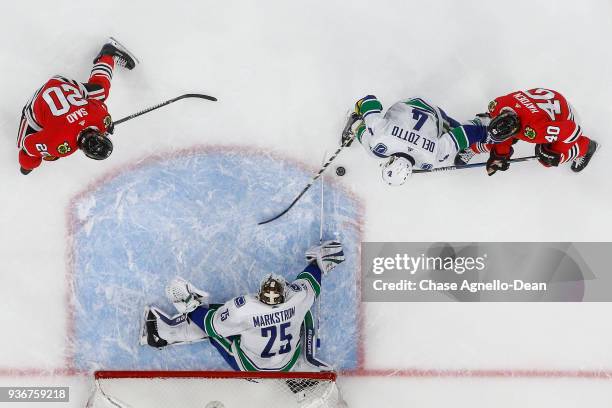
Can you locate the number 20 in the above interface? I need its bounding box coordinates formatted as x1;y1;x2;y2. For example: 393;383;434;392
42;85;87;116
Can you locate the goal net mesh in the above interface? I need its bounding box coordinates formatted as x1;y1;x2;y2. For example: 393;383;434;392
86;371;347;408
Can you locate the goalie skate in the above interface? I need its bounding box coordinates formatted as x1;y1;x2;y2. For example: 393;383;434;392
140;306;208;348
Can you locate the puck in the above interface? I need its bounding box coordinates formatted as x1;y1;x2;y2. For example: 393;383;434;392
335;166;346;176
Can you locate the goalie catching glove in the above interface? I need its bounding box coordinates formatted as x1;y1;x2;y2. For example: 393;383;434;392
165;276;210;314
305;240;345;274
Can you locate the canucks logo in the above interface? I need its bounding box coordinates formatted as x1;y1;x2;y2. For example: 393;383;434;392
372;143;388;158
57;142;71;155
524;126;536;139
234;296;246;308
488;100;497;113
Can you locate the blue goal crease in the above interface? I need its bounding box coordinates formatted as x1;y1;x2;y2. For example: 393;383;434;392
69;149;361;372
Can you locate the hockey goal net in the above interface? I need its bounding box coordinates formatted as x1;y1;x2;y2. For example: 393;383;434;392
86;370;347;408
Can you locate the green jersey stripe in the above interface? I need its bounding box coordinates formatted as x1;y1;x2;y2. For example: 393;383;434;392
449;127;470;150
356;123;366;143
204;310;232;350
297;271;321;296
404;98;436;115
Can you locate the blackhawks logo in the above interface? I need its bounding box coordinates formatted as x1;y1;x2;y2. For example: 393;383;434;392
488;100;497;113
103;115;112;128
524;126;537;139
57;142;71;155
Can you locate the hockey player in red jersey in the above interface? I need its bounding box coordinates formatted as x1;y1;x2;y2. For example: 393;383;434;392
454;88;598;175
16;37;138;175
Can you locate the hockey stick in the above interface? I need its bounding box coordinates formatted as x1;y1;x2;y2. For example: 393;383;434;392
258;113;359;225
258;136;354;225
316;151;326;348
112;93;217;127
413;155;537;173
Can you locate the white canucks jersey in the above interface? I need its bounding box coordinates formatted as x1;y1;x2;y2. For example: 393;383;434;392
204;277;317;371
358;97;460;170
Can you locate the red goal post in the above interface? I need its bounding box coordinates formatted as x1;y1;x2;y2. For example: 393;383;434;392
88;370;346;408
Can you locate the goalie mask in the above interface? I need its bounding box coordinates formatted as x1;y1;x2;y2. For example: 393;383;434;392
78;127;113;160
381;153;414;186
488;109;520;143
258;275;286;305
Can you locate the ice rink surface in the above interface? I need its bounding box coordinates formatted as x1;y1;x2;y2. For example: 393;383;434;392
1;0;612;406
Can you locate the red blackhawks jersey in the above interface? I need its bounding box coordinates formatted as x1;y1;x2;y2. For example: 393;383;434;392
17;75;112;169
488;88;582;146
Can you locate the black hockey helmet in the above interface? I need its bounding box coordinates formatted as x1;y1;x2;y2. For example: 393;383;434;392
488;109;520;143
78;127;113;160
258;275;286;305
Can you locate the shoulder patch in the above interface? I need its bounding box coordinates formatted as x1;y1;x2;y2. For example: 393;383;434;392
57;142;71;155
488;100;497;113
524;126;537;139
372;143;388;158
234;296;246;308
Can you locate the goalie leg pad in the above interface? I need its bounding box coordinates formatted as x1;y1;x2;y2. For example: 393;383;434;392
140;306;208;348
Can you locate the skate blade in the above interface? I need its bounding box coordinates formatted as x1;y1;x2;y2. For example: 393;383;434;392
571;141;601;174
108;36;140;65
139;306;151;346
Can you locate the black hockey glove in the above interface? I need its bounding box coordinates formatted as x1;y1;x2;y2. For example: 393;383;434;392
486;147;513;176
535;143;561;167
20;166;32;175
340;112;362;147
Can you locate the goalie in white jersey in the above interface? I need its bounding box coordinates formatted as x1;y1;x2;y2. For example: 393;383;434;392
141;241;344;372
347;95;488;185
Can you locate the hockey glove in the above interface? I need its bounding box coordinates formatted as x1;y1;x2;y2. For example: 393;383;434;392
535;143;561;167
341;112;362;146
486;147;513;176
305;240;345;274
354;95;382;117
165;277;210;314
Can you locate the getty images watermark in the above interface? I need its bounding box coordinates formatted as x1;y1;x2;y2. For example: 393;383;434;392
361;243;609;302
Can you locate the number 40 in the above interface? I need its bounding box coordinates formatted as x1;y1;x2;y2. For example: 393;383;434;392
545;125;560;143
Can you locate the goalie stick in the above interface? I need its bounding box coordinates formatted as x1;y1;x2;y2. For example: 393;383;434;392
112;93;217;127
413;155;537;173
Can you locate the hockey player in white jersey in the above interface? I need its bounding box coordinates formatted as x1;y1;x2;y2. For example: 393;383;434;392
346;95;488;185
141;240;344;372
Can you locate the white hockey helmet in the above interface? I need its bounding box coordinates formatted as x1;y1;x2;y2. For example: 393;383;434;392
381;154;414;186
